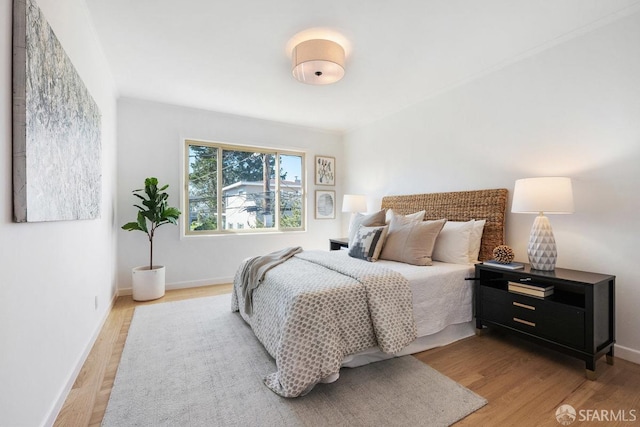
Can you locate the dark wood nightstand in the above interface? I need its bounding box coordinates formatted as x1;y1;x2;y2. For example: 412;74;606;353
475;263;615;380
329;238;349;251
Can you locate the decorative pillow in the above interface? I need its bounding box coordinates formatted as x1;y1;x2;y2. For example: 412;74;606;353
385;209;426;224
379;218;446;266
348;225;388;262
432;220;475;264
348;210;386;246
469;219;486;263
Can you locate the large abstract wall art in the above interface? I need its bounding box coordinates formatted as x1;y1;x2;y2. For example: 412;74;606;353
12;0;102;222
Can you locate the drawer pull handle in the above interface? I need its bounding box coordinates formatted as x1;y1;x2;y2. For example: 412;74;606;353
513;317;536;327
513;302;536;311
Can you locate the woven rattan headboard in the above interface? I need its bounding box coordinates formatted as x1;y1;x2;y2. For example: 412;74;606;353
381;188;508;261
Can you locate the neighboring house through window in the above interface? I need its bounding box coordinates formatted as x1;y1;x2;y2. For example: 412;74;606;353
185;140;305;234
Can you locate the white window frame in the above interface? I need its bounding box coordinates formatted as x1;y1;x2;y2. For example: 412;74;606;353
184;139;306;235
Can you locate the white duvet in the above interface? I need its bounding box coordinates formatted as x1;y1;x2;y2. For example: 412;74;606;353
376;258;475;336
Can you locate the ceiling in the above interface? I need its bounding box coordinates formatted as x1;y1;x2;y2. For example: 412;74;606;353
85;0;640;133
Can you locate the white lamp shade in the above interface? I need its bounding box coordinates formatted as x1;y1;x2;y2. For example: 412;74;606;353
292;39;345;85
511;177;574;214
342;194;367;213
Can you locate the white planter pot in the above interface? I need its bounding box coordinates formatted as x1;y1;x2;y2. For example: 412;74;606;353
132;265;166;301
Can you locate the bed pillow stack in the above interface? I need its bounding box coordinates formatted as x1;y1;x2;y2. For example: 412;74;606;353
347;208;486;265
379;210;446;266
347;210;387;261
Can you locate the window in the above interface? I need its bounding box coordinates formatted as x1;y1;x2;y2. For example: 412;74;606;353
185;140;305;234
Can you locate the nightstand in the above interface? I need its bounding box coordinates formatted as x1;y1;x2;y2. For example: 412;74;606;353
329;237;349;251
475;263;615;380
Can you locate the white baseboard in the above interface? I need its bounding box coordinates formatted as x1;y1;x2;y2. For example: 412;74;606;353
43;291;118;427
615;344;640;365
168;276;234;290
118;276;234;296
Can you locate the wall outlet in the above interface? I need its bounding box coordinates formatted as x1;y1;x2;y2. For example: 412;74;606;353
94;295;98;310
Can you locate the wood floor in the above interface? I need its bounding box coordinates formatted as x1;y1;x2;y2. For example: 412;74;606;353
55;286;640;426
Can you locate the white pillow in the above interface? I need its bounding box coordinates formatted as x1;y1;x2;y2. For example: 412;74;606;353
385;209;425;224
469;219;486;263
432;220;474;264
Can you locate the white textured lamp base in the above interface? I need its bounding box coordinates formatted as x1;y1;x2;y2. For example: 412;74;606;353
527;215;557;271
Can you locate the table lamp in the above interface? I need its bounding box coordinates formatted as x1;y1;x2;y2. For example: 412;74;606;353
511;177;574;271
342;194;367;234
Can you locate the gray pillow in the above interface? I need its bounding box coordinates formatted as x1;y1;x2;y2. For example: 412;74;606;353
348;225;388;262
348;209;386;245
380;218;446;266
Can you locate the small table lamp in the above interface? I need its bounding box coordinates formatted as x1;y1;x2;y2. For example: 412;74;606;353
342;194;367;234
511;177;574;271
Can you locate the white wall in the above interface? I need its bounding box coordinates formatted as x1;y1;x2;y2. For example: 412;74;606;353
0;0;117;426
117;99;343;292
344;12;640;362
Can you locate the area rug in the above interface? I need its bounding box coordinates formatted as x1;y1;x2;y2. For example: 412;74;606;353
102;294;486;426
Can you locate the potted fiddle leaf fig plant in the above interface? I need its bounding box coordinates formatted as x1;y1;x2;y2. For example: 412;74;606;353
122;177;181;301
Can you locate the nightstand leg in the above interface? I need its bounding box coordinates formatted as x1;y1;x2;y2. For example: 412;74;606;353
585;358;598;381
475;327;487;337
606;347;615;365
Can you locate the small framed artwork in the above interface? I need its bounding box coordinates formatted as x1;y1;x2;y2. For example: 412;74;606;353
315;190;336;219
315;155;335;186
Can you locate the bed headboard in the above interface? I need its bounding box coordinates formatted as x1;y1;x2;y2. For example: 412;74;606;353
381;188;508;261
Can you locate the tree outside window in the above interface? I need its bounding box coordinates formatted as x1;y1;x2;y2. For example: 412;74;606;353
186;141;304;234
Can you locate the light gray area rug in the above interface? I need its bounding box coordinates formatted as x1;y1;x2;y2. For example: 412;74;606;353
102;294;486;427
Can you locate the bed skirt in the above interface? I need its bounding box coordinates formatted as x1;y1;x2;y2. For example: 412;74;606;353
341;321;475;368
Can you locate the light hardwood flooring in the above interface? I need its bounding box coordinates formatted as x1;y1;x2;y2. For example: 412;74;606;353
54;284;233;427
56;286;640;426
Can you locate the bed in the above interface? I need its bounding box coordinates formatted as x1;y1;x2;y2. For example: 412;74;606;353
231;188;508;397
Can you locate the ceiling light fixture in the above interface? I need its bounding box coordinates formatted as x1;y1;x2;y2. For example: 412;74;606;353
291;39;345;85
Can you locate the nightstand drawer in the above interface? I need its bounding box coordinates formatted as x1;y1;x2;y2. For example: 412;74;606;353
480;287;585;349
510;300;585;349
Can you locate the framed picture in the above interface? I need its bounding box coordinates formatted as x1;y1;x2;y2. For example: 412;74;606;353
315;190;336;219
315;155;335;186
12;0;102;222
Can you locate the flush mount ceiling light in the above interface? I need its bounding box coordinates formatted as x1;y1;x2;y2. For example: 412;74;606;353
291;39;345;85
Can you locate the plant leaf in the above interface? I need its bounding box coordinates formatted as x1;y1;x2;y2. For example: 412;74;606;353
136;211;148;233
121;222;142;231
